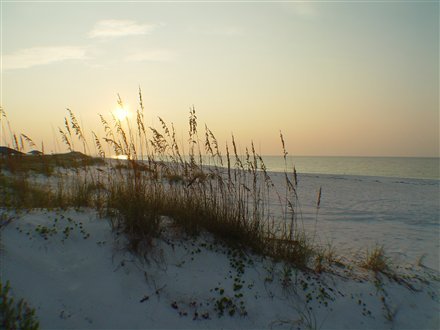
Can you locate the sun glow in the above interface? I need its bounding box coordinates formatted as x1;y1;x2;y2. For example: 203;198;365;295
113;107;130;121
114;154;128;160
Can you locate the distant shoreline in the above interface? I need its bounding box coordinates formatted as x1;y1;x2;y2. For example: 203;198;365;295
122;155;440;181
2;147;438;180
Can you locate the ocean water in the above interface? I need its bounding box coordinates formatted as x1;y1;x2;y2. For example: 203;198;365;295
261;156;439;180
152;155;438;180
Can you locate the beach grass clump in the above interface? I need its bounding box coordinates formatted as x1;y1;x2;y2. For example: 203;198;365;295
0;281;39;330
362;245;390;273
313;244;339;273
0;152;103;175
0;153;52;176
0;173;54;209
1;91;318;268
90;91;315;267
105;168;163;254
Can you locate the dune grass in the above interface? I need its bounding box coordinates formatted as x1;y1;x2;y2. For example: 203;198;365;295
0;93;316;268
362;245;390;273
0;151;104;176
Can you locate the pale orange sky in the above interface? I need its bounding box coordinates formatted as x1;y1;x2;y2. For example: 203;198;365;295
1;1;439;157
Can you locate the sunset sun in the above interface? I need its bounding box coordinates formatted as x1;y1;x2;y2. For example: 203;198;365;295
113;107;129;121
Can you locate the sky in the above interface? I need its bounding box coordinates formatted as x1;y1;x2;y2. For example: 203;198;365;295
1;0;439;157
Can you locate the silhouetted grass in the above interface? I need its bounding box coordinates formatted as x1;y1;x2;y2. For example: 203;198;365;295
86;91;314;267
0;92;316;268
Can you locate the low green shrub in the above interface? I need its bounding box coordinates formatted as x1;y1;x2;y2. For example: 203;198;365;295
0;281;39;330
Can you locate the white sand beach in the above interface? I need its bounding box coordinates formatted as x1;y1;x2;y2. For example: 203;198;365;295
2;169;439;329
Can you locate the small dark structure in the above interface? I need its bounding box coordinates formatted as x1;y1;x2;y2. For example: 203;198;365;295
0;146;24;157
27;150;43;156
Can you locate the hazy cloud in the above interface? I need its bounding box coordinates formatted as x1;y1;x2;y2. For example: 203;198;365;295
125;49;177;62
3;46;87;70
89;19;157;39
